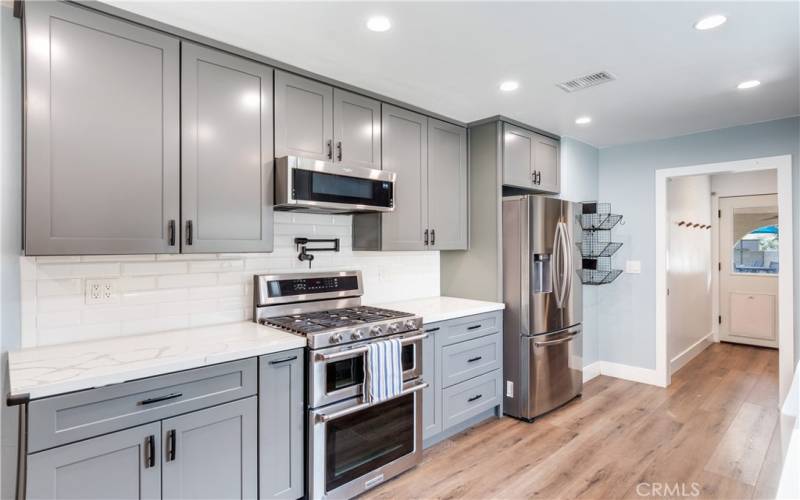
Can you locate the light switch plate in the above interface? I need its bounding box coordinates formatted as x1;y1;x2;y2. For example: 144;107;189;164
625;260;642;274
85;279;119;305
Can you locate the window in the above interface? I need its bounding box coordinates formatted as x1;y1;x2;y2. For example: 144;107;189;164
732;207;779;274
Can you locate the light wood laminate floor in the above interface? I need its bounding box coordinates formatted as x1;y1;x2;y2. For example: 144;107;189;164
364;343;785;500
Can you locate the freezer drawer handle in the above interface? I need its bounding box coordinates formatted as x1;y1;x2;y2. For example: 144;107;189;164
467;356;482;363
534;333;578;347
467;394;482;403
467;324;481;331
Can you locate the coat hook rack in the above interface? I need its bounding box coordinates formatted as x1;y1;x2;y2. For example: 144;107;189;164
294;237;340;268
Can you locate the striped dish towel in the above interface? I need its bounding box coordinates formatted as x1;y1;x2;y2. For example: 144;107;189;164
364;338;403;403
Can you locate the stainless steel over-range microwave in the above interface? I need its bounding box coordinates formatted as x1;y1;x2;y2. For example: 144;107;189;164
274;156;397;214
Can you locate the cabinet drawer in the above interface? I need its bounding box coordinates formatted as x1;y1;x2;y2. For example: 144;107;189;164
28;358;257;453
441;333;501;388
430;312;500;346
442;370;501;430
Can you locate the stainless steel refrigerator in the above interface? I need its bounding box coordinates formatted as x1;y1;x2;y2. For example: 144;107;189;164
502;195;583;421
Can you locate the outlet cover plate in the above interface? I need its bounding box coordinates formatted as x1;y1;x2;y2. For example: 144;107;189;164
85;279;119;305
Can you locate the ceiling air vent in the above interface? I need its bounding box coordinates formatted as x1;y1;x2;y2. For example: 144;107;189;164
557;71;616;93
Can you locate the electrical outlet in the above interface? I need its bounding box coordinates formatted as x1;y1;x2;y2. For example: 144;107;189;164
506;380;514;398
85;279;119;305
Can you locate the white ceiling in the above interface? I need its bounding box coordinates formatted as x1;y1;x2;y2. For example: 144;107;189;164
105;1;799;147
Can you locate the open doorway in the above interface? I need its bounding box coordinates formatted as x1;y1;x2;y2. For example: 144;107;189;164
655;155;794;406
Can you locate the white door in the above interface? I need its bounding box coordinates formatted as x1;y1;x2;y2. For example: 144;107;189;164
719;195;779;348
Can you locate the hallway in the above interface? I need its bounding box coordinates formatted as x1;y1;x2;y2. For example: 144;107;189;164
364;343;782;499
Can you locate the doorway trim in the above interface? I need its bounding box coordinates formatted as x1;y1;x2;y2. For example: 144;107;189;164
655;155;794;404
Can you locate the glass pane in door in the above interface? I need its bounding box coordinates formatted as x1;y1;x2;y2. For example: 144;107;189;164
325;394;414;491
732;207;778;274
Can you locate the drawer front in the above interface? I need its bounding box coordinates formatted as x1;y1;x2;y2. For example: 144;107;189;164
442;370;501;430
433;311;500;346
28;358;257;453
441;333;501;388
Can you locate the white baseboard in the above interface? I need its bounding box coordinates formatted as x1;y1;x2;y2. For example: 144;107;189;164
583;361;663;387
583;362;601;383
670;333;713;375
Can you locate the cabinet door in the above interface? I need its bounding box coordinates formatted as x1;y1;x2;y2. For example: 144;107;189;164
162;397;257;500
24;1;179;255
381;105;429;250
274;71;333;161
27;422;160;500
181;43;274;253
502;123;535;189
333;89;381;169
259;349;305;500
427;119;468;250
533;134;560;193
422;327;442;441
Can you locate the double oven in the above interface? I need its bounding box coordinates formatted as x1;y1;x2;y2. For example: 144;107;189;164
307;330;426;499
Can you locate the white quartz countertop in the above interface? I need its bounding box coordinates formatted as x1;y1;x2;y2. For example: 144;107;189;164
7;322;306;401
374;296;505;324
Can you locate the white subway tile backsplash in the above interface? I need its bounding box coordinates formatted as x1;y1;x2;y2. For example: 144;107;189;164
19;213;440;347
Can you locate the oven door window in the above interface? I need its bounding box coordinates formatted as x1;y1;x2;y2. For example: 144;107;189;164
325;394;414;492
326;345;415;393
292;169;393;208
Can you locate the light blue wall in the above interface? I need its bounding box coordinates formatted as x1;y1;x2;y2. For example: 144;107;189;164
597;117;800;369
560;137;600;366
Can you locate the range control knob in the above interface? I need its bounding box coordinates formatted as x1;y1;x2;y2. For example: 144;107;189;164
404;320;417;330
330;333;343;344
369;326;383;337
350;330;363;341
388;323;400;334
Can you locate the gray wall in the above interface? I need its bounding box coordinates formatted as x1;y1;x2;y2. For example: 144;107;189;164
1;3;22;498
559;137;600;366
597;117;800;369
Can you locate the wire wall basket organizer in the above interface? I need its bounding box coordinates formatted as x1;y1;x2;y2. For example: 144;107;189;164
578;202;623;285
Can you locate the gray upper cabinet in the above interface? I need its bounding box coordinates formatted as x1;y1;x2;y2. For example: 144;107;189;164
428;119;468;250
162;397;257;500
502;123;535;189
27;422;161;500
181;42;274;253
333;89;381;169
502;122;560;193
274;71;333;161
259;349;305;500
533;134;560;193
380;105;429;250
24;1;180;255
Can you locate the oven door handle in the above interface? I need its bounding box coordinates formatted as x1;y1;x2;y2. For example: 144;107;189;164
313;332;427;362
314;381;428;423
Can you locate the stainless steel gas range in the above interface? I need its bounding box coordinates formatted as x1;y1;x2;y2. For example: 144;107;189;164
253;271;427;500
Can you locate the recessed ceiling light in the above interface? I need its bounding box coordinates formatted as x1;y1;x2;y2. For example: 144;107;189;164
737;80;761;90
366;16;391;32
499;81;519;92
694;15;727;31
575;116;592;125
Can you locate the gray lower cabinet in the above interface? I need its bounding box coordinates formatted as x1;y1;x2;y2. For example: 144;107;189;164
27;422;162;500
162;397;258;500
421;311;503;447
180;42;274;253
274;71;333;161
24;0;180;255
259;349;305;499
353;106;468;251
502;122;560;194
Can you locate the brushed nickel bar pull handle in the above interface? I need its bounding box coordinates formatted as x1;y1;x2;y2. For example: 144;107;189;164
314;381;428;423
534;332;578;347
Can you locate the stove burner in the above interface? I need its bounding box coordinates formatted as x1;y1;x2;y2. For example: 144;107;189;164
264;306;412;335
